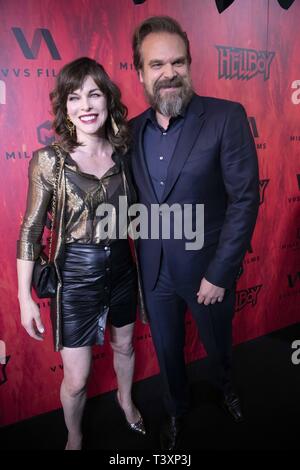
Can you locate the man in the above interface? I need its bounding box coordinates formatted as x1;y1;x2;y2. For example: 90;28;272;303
129;16;259;450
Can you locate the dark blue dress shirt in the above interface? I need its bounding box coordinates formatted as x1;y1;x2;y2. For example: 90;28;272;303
143;109;184;202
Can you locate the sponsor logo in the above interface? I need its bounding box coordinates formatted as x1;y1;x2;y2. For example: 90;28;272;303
288;196;300;203
0;68;57;78
12;27;61;60
244;243;260;265
37;121;55;146
4;150;33;160
259;179;269;205
120;62;134;71
287;271;300;288
279;271;300;300
216;45;275;81
235;285;262;312
287;176;300;203
281;228;300;251
248;116;267;150
0;80;6;104
291;80;300;104
248;117;259;138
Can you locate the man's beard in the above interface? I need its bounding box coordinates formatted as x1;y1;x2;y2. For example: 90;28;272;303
145;75;194;117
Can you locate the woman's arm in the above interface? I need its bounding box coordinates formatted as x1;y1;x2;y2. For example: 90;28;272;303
17;148;55;340
17;259;45;340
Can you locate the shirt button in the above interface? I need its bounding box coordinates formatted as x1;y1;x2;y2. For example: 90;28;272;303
104;246;109;251
162;132;167;135
159;156;164;160
160;181;165;186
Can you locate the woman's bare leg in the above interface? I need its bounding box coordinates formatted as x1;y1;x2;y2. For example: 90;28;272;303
60;346;92;450
110;322;140;423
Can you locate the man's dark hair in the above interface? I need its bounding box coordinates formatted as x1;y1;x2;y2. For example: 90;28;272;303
132;16;192;71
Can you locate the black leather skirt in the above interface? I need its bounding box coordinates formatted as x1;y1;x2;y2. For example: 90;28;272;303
60;241;137;348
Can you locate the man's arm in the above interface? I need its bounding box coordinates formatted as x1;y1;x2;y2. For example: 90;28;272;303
204;102;260;290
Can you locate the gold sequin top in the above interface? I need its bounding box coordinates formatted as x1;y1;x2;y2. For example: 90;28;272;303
17;148;127;261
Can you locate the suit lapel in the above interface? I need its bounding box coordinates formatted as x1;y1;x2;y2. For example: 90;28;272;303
161;95;206;202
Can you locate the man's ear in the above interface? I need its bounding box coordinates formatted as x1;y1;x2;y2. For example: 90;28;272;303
138;69;144;84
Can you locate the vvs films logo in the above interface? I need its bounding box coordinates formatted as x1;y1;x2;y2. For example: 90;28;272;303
12;27;61;60
235;285;262;312
288;271;300;288
216;46;275;80
259;179;269;205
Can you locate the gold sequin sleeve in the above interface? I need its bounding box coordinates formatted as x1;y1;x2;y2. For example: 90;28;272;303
17;147;56;261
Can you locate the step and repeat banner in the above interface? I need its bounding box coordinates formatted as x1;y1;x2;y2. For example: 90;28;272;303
0;0;299;426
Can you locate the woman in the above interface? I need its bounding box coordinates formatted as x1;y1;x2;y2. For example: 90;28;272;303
17;57;147;450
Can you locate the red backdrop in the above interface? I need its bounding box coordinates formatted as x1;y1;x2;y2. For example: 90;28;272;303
0;0;299;426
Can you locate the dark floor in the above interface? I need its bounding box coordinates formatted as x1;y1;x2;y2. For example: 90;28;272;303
1;322;300;451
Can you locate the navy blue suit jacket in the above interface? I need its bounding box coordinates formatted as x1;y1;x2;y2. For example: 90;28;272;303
129;94;260;291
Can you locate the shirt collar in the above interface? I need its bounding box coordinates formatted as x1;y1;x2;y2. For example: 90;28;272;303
65;151;120;180
146;107;185;132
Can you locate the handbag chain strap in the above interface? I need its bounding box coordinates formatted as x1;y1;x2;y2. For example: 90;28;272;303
48;143;63;262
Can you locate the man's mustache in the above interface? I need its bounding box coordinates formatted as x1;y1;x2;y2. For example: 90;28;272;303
154;77;184;92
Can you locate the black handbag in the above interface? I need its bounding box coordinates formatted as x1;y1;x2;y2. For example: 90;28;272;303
32;145;61;298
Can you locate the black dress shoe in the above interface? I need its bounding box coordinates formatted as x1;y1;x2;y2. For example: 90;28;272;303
222;391;244;423
160;415;184;451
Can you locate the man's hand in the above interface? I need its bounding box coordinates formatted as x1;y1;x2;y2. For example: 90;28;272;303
197;277;225;305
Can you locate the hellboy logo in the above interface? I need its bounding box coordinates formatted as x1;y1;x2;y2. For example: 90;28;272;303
216;46;275;81
235;285;262;312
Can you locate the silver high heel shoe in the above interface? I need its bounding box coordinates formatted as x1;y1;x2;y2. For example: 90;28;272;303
115;391;146;435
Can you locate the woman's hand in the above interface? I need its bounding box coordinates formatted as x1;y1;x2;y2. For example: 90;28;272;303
19;295;45;341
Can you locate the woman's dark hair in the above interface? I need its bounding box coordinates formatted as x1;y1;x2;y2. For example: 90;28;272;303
50;57;130;154
132;16;192;71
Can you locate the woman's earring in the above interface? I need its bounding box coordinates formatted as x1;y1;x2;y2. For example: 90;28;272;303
65;115;76;137
111;116;119;136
